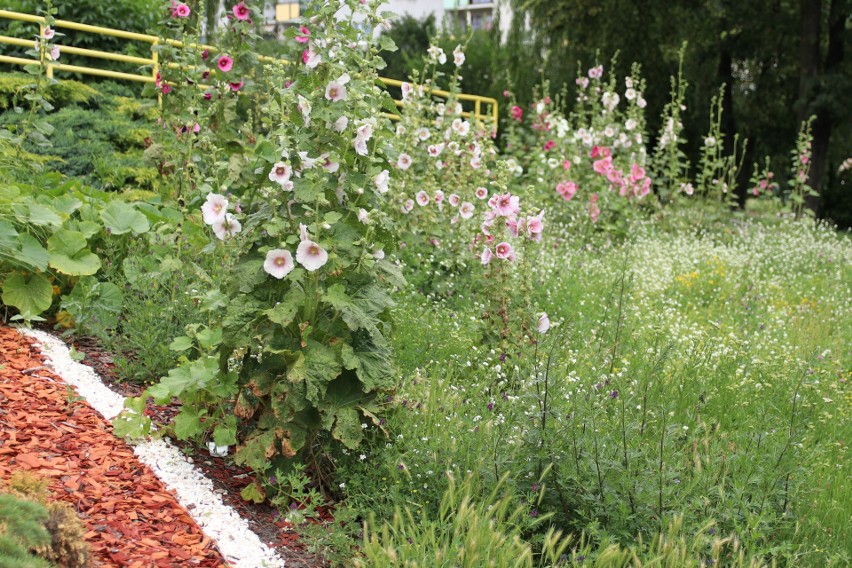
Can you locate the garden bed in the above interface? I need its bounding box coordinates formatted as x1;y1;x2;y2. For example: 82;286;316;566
0;325;327;567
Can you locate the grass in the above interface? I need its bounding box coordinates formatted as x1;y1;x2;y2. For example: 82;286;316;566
334;215;851;566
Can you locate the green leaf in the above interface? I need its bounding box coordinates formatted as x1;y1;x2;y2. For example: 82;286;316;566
264;285;305;327
0;220;18;247
2;272;53;316
304;340;342;403
47;229;100;276
24;203;63;229
332;406;362;449
17;234;49;271
174;406;205;440
169;335;194;351
213;415;238;447
100;200;150;235
153;356;220;402
111;396;151;440
240;481;266;504
379;34;398;52
196;327;223;349
236;430;278;472
322;283;394;340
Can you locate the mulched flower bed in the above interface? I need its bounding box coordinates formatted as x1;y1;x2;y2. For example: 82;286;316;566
0;325;225;567
1;326;329;567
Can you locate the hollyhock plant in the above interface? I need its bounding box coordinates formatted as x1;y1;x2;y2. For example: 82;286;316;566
537;313;550;334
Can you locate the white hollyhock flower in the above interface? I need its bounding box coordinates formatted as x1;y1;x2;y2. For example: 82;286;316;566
325;80;347;102
268;162;292;185
374;169;390;193
537;313;550;334
212;213;241;240
459;202;474;219
296;240;328;271
201;193;228;225
334;116;349;132
396;153;412;170
263;249;295;279
453;45;465;66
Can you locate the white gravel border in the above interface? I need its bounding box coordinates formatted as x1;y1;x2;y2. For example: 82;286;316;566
19;328;287;568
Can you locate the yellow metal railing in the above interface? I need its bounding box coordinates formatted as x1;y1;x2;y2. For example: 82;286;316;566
0;9;499;131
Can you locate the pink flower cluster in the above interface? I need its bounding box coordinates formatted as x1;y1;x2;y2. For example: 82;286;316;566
479;192;544;265
590;145;651;198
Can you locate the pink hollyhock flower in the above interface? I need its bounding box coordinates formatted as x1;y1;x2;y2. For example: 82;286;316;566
212;213;241;240
506;217;520;238
556;181;577;201
325;80;347;102
593;157;613;175
43;27;55;40
172;2;191;17
590;145;611;159
397;153;412;170
543;140;556;151
588;65;603;79
232;2;250;20
404;199;415;212
268;162;292;185
295;26;310;43
459;202;475;219
630;163;646;181
228;80;244;92
296;240;328;271
48;45;60;61
374;169;390;193
537;312;550;334
526;211;544;237
161;84;172;95
480;247;492;265
495;241;515;260
201;49;209;60
192;123;200;134
217;55;234;72
416;191;430;206
434;190;445;205
494;192;520;217
264;249;294;279
510;105;523;122
201;193;229;225
563;160;572;170
475;187;488;200
448;193;460;207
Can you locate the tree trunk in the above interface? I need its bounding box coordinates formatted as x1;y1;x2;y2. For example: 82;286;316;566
810;0;847;217
797;0;822;213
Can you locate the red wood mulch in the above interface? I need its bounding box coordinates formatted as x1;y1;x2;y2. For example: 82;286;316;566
0;325;227;567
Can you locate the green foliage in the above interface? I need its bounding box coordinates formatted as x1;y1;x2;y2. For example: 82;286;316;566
0;493;51;568
0;74;102;110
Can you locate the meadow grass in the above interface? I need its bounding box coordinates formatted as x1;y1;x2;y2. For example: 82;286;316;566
335;215;851;566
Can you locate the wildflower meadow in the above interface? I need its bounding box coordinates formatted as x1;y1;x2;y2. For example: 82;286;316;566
0;1;849;566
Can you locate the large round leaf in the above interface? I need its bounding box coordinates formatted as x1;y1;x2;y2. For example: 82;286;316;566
47;229;101;276
100;201;150;235
2;272;53;317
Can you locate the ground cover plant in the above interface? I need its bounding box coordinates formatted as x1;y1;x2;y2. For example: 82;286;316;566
0;1;849;566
